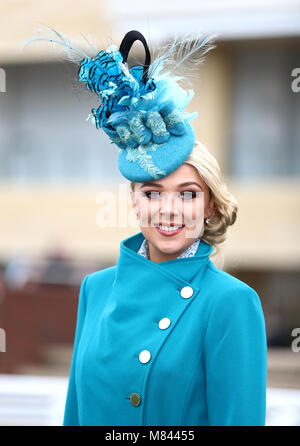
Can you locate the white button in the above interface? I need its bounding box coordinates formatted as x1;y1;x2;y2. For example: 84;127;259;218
158;318;171;330
180;286;194;299
139;350;151;363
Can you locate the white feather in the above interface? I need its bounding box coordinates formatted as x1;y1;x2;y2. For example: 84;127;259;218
19;25;101;63
147;31;218;84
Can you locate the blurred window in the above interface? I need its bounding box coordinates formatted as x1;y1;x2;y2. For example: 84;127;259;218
0;63;119;184
229;43;300;178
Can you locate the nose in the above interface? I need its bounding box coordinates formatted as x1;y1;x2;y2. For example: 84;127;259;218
159;192;181;219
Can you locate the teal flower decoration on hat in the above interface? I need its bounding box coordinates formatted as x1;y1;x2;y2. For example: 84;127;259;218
21;27;217;181
76;36;204;180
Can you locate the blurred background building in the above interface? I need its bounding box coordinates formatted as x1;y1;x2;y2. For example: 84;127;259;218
0;0;299;425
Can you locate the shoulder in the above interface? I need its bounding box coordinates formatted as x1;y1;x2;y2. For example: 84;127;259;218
205;260;262;311
203;262;266;342
85;265;117;290
78;266;117;311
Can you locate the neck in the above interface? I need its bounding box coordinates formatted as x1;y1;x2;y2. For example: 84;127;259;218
148;240;196;263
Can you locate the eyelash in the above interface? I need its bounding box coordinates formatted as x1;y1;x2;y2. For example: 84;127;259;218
143;191;197;200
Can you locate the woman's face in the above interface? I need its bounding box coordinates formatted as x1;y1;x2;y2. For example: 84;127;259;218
130;163;215;263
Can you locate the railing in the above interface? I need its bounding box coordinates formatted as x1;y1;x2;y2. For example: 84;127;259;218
0;282;80;373
0;374;67;426
0;374;299;426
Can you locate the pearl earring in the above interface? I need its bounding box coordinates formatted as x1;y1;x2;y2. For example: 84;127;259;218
205;217;210;224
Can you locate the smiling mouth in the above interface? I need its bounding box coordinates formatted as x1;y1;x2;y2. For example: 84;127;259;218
155;222;185;228
155;224;185;235
155;224;184;229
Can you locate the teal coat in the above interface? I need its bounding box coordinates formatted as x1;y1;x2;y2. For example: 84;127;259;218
63;231;267;426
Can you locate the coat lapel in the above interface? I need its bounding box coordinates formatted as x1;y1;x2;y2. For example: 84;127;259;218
102;231;213;367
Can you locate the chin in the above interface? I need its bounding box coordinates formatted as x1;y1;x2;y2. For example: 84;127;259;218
153;235;185;252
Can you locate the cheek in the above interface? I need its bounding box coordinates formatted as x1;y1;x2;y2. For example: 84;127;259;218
193;194;205;218
137;199;158;213
136;199;160;226
182;199;205;225
183;200;198;217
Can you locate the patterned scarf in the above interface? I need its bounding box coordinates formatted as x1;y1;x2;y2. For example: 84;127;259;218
137;237;200;260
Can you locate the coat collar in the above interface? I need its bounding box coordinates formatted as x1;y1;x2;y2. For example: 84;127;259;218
117;231;213;288
137;236;200;260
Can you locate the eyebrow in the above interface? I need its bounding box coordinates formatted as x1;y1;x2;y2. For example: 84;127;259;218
140;182;202;188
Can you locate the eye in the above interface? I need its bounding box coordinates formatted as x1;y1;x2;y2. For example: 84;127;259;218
144;191;160;199
181;191;197;200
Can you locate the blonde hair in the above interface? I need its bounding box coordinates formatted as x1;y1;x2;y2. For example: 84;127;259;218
130;140;237;268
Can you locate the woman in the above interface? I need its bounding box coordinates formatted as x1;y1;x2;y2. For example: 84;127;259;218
22;27;267;425
63;139;267;426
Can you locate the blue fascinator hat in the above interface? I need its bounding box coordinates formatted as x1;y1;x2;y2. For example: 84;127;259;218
21;28;217;182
